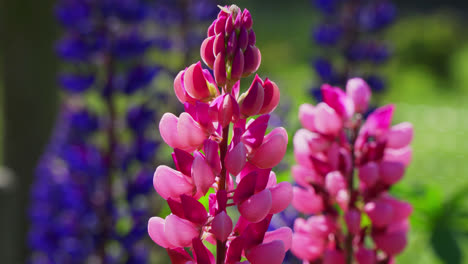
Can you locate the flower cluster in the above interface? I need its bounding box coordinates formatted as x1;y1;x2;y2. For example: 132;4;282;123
291;78;413;263
28;0;213;263
148;5;293;264
310;0;397;100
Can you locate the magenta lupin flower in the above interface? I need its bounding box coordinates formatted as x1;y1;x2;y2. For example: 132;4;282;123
148;5;292;264
291;78;413;263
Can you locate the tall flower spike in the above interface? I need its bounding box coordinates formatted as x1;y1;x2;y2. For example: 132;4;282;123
289;78;413;263
149;5;292;264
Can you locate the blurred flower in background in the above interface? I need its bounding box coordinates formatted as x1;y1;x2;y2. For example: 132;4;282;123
309;0;396;101
27;0;218;263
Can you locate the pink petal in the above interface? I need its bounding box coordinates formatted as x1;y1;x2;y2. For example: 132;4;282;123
387;122;413;149
379;161;405;185
358;162;379;187
177;112;207;151
243;45;261;77
314;102;342;135
240;75;264;117
268;182;293;214
200;36;216;68
263;227;292;251
325;171;347;197
204;139;222;174
238;189;272;223
211;211;233;242
231;48;245;81
292;187;324;214
384;146;412;166
165;214;199;248
346;78;371;113
159;113;183;149
181;194;208;226
214;52;227;87
364;200;394;228
299;103;317;132
148;217;173;248
345;209;361;235
249;127;288;169
242;114;269;151
246;240;285;264
153;165;193;201
291;233;324;261
321;84;354;119
183;62;210;100
292;165;322;187
258;78;280;115
373;230;408;255
192;155;215;195
225;142;247;175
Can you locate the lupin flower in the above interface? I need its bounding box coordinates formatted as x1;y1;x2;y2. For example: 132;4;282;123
309;0;397;100
148;5;293;264
290;78;413;263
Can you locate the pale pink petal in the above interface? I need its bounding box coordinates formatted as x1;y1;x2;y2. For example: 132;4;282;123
148;217;174;248
292;187;324;214
387;122;413;149
384;146;412;166
346;78;371;113
159;113;183;149
314;102;342;135
153;165;193;201
268;182;293;214
299;104;317;132
177;112;207;151
165;214;199;248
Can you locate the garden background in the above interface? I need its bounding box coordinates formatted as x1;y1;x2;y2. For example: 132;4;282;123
1;0;468;263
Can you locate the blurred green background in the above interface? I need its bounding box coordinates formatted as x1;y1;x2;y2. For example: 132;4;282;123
1;0;468;263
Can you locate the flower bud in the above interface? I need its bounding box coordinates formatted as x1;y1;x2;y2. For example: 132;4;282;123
241;9;253;30
239;76;264;117
214;52;227;87
211;211;233;242
258;78;280;115
325;171;346;197
225;142;247;175
238;27;249;51
345;209;361;235
243;45;261;76
231;48;245;81
346;78;371;113
192;155;216;195
373;230;407;255
200;36;215;68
